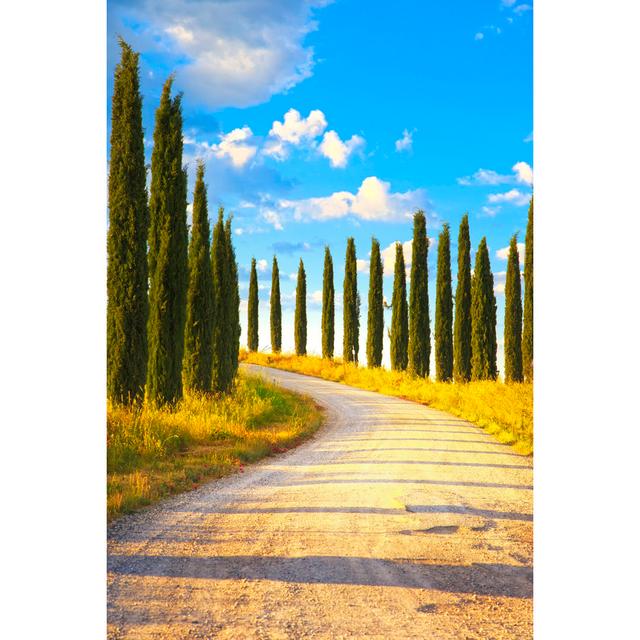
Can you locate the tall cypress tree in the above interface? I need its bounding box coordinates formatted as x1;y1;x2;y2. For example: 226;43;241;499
471;237;497;381
321;247;335;359
408;210;430;377
146;78;188;404
435;224;453;381
225;216;240;385
211;209;228;392
504;234;523;382
454;214;472;382
107;39;148;403
343;238;359;363
247;258;259;352
183;161;213;393
270;256;282;353
390;242;409;371
294;259;307;356
366;237;384;367
522;198;534;382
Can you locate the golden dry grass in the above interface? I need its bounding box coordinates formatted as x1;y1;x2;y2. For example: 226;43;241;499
241;351;533;455
107;372;322;520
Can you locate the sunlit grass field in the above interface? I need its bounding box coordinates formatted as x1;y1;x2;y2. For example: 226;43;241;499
107;373;322;520
241;351;533;456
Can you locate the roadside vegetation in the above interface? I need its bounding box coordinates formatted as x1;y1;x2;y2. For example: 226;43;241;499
107;373;322;520
241;352;532;455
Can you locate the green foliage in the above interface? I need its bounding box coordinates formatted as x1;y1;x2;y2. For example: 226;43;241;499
247;257;259;352
321;247;335;359
225;217;241;384
343;237;360;363
270;256;282;353
366;237;384;367
471;237;497;381
390;242;409;371
454;214;472;383
435;224;453;381
146;77;188;405
183;161;214;393
504;234;523;382
294;259;307;355
522;198;534;382
408;210;430;377
107;39;149;404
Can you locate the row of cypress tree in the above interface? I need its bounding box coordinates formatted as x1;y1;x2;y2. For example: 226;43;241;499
107;39;240;406
247;203;533;383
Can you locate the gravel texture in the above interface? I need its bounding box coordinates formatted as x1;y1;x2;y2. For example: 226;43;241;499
108;364;533;639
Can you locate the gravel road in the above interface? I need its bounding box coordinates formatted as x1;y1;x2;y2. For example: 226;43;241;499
108;364;533;639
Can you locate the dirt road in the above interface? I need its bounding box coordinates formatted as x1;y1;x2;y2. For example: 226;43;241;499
108;365;533;639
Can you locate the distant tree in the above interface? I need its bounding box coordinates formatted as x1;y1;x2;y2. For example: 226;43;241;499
183;161;214;393
408;210;430;377
471;237;497;380
504;234;523;382
321;247;335;359
390;242;409;371
225;216;240;384
270;256;282;353
435;224;453;381
453;214;472;382
247;258;259;352
366;237;384;367
294;259;307;356
522;198;534;382
107;39;148;403
343;238;360;363
146;77;188;404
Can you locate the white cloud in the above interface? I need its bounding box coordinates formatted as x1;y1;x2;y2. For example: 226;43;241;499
356;259;370;273
257;259;268;273
512;161;533;186
494;282;505;294
395;129;414;153
475;32;484;41
319;130;365;168
380;240;413;277
213;126;257;168
264;108;328;160
496;243;525;265
114;0;328;108
514;4;532;14
457;168;513;186
261;208;284;231
523;131;533;143
311;290;323;304
279;176;428;223
235;228;244;236
488;189;531;206
481;206;501;217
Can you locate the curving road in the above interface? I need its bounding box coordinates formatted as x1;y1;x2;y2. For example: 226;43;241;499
108;365;533;639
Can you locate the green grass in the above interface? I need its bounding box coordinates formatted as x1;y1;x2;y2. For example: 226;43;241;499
107;372;323;520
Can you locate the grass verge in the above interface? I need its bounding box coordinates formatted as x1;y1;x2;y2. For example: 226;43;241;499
107;372;322;521
241;351;532;455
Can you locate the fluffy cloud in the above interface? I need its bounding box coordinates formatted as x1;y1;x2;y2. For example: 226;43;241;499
496;243;525;265
256;259;268;273
512;161;533;185
488;189;531;206
212;126;258;168
481;206;501;218
380;240;413;277
279;176;428;223
458;168;513;186
110;0;328;108
356;259;370;273
261;208;284;231
395;129;414;153
474;32;485;41
263;108;327;160
319;130;365;168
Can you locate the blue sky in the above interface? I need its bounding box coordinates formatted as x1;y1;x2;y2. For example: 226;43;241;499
108;0;533;372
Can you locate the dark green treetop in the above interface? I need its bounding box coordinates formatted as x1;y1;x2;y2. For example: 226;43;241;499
270;256;282;353
504;234;523;382
247;257;259;352
471;237;497;381
408;210;430;377
294;259;307;356
453;214;472;382
435;224;453;381
390;242;409;371
366;237;384;368
343;238;360;363
321;247;335;359
522;198;534;382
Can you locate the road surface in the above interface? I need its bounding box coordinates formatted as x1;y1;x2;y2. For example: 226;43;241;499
108;365;533;639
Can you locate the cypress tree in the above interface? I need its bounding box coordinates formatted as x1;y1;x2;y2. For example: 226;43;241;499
225;216;240;385
435;224;453;381
183;161;214;393
146;78;188;404
454;214;472;382
270;256;282;353
247;258;259;352
408;210;430;377
390;242;409;371
522;198;534;382
211;209;227;392
294;259;307;356
343;238;359;363
471;237;497;380
504;234;523;382
321;247;335;359
366;237;384;367
107;39;148;403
